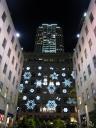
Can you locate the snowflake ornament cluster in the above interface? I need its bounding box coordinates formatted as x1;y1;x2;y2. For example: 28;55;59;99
50;72;59;80
47;82;56;94
46;100;57;109
25;100;36;110
18;84;24;93
23;72;32;80
62;79;72;87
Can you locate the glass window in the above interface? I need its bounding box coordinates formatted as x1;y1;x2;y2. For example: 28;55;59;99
84;49;87;59
85;26;89;35
3;63;7;74
94;26;96;37
0;55;2;64
2;38;7;49
12;76;15;85
88;38;92;50
81;36;84;44
11;36;15;43
12;56;15;64
89;12;94;23
87;64;91;75
7;25;11;34
2;11;7;22
83;71;86;81
93;55;96;68
7;48;11;58
8;70;12;80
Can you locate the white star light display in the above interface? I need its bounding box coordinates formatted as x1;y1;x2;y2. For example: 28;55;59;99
50;67;54;70
47;82;56;94
62;73;66;77
18;84;24;93
62;68;65;71
62;79;72;87
36;96;40;100
63;108;68;112
62;89;67;93
26;67;30;70
25;80;28;84
23;72;32;80
71;71;75;79
38;73;42;76
56;81;60;86
25;100;36;110
50;72;59;80
23;96;27;100
30;89;34;93
35;80;42;88
38;66;42;70
43;78;48;86
46;100;57;109
67;98;77;104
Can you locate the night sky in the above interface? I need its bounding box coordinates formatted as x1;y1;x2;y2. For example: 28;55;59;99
6;0;90;52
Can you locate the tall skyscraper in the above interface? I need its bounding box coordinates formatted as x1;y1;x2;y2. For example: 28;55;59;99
0;0;24;126
35;24;64;53
73;0;96;127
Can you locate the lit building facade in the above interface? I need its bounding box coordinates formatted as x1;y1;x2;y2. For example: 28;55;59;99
17;24;77;122
73;0;96;127
0;0;24;125
35;24;64;53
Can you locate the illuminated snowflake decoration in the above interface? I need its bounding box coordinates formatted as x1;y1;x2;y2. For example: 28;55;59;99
23;72;32;80
35;80;42;88
71;71;75;79
38;73;42;76
30;89;34;93
56;81;60;86
50;72;59;80
38;66;42;70
46;100;57;109
25;100;36;110
67;98;77;104
47;82;56;94
63;108;68;112
50;67;54;70
26;67;30;70
36;96;40;100
62;89;67;93
18;84;24;93
62;73;66;77
62;79;72;87
23;96;27;100
62;68;65;71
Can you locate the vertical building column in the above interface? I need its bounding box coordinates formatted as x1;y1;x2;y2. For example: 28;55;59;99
85;104;89;128
78;109;81;128
4;103;9;127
